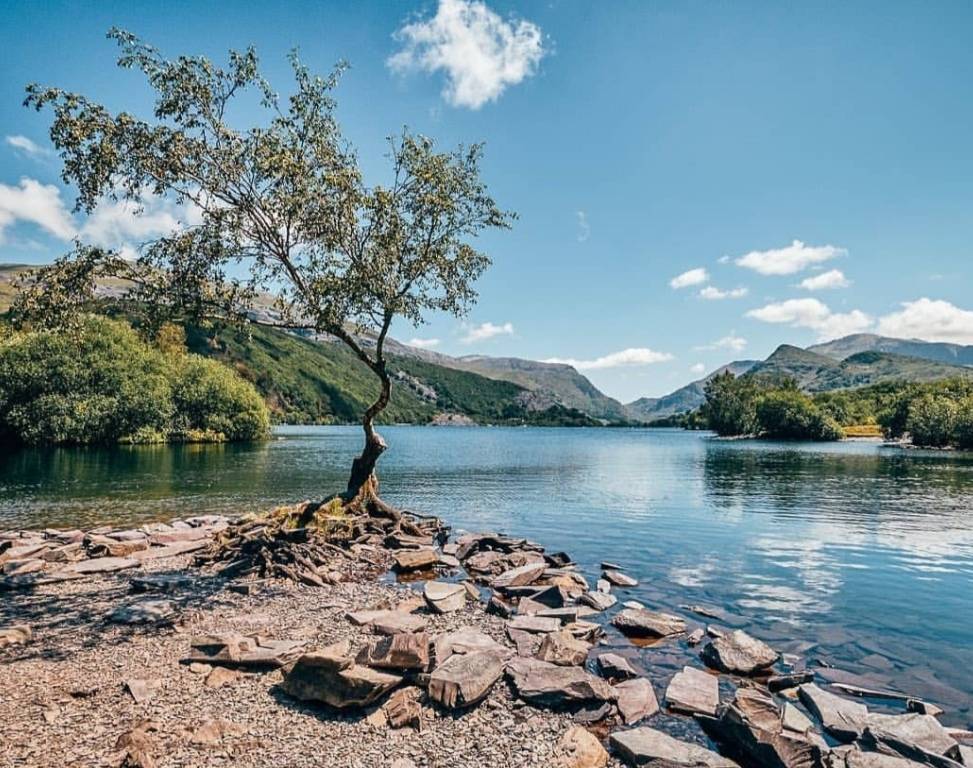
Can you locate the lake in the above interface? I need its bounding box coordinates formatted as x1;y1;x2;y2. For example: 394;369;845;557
3;425;973;725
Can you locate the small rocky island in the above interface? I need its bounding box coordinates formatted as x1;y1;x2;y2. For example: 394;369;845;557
1;505;970;768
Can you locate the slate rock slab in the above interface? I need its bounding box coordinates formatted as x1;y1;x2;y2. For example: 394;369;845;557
428;650;505;708
609;726;739;767
665;665;719;716
700;629;778;675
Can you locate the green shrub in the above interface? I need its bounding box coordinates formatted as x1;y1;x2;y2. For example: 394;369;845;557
171;356;270;440
703;372;759;436
950;397;973;450
755;390;843;441
0;315;269;446
906;393;957;448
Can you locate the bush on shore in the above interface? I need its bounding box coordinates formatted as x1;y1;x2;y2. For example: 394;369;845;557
0;315;270;446
755;389;844;441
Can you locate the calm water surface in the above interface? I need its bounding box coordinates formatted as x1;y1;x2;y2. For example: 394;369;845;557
2;426;972;725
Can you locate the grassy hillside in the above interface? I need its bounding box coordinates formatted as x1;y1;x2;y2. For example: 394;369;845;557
185;323;600;426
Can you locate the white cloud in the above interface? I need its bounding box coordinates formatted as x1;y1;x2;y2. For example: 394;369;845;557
747;298;872;340
735;239;846;275
461;321;514;343
877;298;973;345
388;0;546;109
79;195;198;257
5;135;51;158
544;347;673;370
699;285;748;300
407;337;441;349
0;177;75;242
670;267;709;289
695;334;748;352
690;362;706;374
575;210;589;243
799;269;850;291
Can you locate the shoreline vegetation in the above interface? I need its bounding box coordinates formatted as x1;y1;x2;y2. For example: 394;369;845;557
2;501;970;768
657;370;973;450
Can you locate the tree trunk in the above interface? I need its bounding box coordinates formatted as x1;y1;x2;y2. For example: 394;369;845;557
345;363;391;509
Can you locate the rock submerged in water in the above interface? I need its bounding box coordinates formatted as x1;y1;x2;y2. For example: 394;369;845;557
602;570;638;588
700;629;778;675
612;608;686;638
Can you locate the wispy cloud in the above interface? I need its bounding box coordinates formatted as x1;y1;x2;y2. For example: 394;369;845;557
5;135;52;159
79;195;201;259
388;0;546;109
0;177;75;242
407;337;441;349
575;210;590;243
747;298;872;340
735;239;845;275
799;269;850;291
695;334;748;352
544;347;673;370
461;321;514;344
699;285;748;300
670;267;709;289
877;298;973;345
690;362;706;374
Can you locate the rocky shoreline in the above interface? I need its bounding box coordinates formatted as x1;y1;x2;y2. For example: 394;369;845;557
1;508;971;768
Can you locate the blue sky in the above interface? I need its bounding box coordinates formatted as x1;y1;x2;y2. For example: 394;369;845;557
2;0;973;401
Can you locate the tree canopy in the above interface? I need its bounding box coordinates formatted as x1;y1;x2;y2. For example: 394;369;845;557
18;30;512;499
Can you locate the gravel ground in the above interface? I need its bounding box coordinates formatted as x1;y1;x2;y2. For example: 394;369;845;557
0;552;627;768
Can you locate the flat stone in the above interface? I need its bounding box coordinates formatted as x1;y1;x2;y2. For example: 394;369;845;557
148;527;210;545
392;548;438;572
687;628;705;646
0;625;31;648
487;595;515;618
597;579;612;594
768;672;814;692
492;562;547;589
579;591;617;611
62;556;140;574
347;610;428;635
435;628;511;665
109;599;176;626
505;657;614;707
840;749;928;768
2;558;46;576
85;534;149;558
424;581;467;614
700;629;778;675
666;665;719;716
428;650;505;708
204;667;240;688
781;702;815;735
603;570;638;587
130;574;194;594
190;719;245;745
508;615;561;634
509;627;543;657
597;653;640;681
798;683;869;741
283;642;402;708
537;630;591;666
614;678;660;725
360;632;430;671
609;726;739;767
864;713;957;756
554;725;609;768
612;608;686;638
530;585;572;609
132;540;208;560
124;678;158;703
188;632;303;669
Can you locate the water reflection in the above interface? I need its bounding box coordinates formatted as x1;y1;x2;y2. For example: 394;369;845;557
1;427;972;723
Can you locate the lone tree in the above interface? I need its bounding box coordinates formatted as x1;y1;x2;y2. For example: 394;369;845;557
17;30;511;517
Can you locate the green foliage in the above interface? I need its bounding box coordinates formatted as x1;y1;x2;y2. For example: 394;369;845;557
0;315;269;446
755;390;843;441
702;372;759;437
905;394;958;448
954;397;973;450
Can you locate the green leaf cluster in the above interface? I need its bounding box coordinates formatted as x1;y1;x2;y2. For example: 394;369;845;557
0;315;270;446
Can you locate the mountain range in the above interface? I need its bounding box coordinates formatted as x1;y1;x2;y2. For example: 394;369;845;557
3;264;973;426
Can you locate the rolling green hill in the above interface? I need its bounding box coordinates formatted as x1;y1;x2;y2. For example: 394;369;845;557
184;323;601;426
809;333;973;366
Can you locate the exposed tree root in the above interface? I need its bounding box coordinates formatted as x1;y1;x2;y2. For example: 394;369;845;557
196;475;446;585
